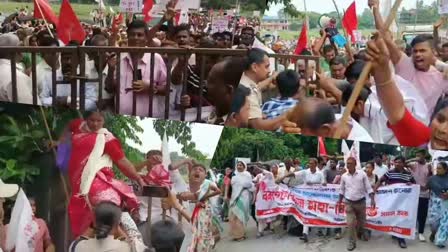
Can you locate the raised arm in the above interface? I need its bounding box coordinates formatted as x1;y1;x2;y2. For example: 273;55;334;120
369;0;403;65
366;34;405;124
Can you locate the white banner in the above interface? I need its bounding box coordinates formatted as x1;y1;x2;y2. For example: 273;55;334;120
120;0;143;13
256;183;419;239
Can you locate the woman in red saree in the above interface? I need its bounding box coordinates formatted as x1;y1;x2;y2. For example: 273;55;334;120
65;111;146;238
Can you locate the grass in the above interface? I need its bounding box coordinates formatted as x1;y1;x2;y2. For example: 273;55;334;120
0;1;119;22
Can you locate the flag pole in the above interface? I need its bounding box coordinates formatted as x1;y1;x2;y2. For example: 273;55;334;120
35;0;55;38
303;0;309;48
334;0;403;139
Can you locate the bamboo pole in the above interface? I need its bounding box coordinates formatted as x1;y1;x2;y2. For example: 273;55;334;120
35;0;55;38
333;0;404;139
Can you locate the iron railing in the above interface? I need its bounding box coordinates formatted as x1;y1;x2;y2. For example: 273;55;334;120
2;46;320;121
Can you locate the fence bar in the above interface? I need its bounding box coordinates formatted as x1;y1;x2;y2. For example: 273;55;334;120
132;58;138;116
197;55;206;122
164;58;173;120
79;48;86;112
70;51;78;109
115;52;121;114
98;49;104;105
51;63;57;107
10;55;17;103
180;54;189;121
148;52;155;118
31;53;38;105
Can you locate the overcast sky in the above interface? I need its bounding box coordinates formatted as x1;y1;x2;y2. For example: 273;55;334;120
125;117;223;159
266;0;437;16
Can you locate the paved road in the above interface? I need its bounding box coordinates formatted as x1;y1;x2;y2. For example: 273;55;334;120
213;219;441;252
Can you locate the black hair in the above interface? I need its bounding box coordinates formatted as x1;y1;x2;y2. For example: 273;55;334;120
300;49;312;56
147;150;163;158
151;219;185;252
354;50;367;61
245;48;269;70
366;161;375;168
172;23;191;36
431;96;448;122
212;32;223;40
410;34;434;48
317;156;324;163
345;60;365;81
416;149;426;155
276;70;300;98
330;56;346;67
341;84;371;106
127;20;148;33
374;154;383;159
90;34;109;46
210;56;246;89
94;202;122;240
230;85;251;114
241;26;255;35
222;31;233;38
300;98;336;130
83;110;105;119
66;40;80;46
38;36;59;47
438;161;448;170
394;156;406;163
323;45;335;54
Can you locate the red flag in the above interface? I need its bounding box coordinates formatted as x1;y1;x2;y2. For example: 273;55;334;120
318;137;327;156
112;13;124;33
342;1;358;43
294;19;308;56
33;0;58;26
291;19;308;63
57;0;86;45
174;11;180;25
143;0;154;23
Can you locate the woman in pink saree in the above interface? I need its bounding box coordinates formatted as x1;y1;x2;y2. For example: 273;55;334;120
65;111;146;239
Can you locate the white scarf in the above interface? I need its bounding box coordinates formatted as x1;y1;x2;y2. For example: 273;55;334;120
79;127;113;197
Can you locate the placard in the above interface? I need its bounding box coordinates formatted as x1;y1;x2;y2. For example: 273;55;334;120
120;0;143;13
211;17;229;33
439;0;448;14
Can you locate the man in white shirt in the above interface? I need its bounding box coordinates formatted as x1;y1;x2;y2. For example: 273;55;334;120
373;154;389;179
0;179;19;252
338;157;375;251
0;33;39;105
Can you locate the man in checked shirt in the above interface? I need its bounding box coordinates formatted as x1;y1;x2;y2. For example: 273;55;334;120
338;157;376;251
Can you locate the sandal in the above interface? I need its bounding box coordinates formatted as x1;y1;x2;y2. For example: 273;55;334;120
234;237;246;242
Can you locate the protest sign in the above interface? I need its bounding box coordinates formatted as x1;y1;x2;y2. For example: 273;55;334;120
256;183;419;239
120;0;142;13
212;17;229;33
439;0;448;14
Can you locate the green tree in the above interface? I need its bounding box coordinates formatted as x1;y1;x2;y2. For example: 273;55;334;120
152;119;208;162
211;127;311;171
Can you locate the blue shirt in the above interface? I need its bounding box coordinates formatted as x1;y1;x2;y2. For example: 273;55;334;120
261;97;298;119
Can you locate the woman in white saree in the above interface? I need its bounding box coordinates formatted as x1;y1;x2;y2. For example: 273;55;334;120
228;161;255;241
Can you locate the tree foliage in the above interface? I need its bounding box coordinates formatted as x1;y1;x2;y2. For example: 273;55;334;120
0;103;146;185
211;127;313;170
152;119;208;162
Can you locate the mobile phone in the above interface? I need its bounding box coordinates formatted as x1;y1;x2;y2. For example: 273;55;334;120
142;185;169;198
136;69;143;80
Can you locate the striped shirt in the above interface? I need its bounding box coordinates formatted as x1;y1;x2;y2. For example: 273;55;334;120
383;168;416;185
261;97;298;119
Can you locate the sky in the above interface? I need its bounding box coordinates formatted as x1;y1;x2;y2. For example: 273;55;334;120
266;0;437;16
125;117;223;159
